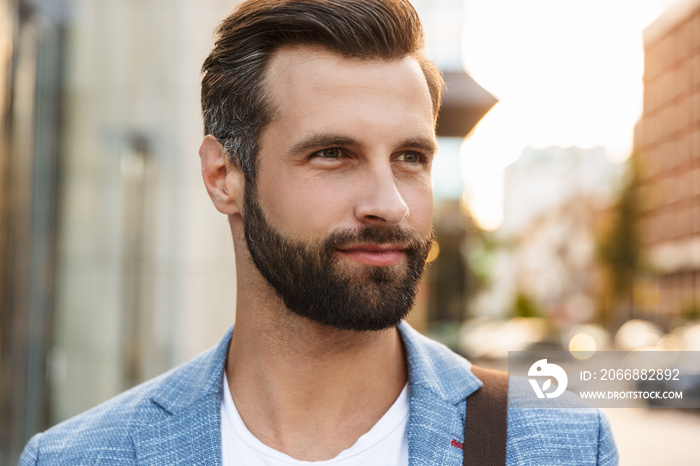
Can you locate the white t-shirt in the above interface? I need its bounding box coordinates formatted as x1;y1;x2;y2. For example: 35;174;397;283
221;374;409;465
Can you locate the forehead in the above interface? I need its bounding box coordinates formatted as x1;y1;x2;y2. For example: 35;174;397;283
262;44;435;144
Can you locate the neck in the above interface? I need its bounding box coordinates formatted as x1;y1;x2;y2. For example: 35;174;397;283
226;267;407;461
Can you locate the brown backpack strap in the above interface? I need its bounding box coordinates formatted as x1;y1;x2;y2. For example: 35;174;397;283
463;365;509;466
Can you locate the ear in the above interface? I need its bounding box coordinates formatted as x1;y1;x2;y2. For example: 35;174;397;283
199;135;244;216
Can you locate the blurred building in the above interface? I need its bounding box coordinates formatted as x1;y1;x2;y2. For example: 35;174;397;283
471;146;619;322
509;195;607;327
501;146;618;237
1;0;65;458
635;0;700;325
1;0;241;462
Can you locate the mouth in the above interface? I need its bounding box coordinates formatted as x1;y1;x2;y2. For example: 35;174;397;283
336;243;407;266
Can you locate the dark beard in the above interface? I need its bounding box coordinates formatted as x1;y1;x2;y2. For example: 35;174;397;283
242;186;433;331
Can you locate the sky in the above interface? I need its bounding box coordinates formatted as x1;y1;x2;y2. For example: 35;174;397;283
457;0;681;230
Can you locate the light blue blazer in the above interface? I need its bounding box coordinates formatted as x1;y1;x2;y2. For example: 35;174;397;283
21;322;618;465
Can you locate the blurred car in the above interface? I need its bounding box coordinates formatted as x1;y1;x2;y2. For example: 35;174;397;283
636;358;700;408
614;319;664;351
632;322;700;409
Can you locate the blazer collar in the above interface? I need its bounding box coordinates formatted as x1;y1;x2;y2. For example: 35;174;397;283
132;326;233;465
399;322;482;465
132;323;480;465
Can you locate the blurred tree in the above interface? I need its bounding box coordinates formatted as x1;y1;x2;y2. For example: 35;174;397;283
597;154;641;323
465;231;496;296
513;291;542;318
680;301;700;323
427;200;491;323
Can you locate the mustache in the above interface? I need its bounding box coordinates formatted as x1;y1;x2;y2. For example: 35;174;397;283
323;225;433;252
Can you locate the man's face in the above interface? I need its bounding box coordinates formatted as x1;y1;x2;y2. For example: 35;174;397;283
244;45;437;331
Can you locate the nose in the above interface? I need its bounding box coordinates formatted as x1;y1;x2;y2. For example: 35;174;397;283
354;164;409;226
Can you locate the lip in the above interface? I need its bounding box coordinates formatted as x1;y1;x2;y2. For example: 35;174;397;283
336;243;407;266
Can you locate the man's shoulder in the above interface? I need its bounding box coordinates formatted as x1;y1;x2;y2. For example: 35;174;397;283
398;324;618;464
20;333;230;465
22;375;165;464
505;376;618;464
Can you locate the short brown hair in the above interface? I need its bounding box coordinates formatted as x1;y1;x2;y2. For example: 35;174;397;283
201;0;443;182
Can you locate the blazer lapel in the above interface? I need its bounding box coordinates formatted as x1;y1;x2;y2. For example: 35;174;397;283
133;394;222;465
407;385;469;465
133;326;233;465
399;322;482;466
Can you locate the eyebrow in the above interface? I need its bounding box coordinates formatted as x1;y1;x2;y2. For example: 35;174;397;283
288;134;359;156
287;133;438;157
401;136;439;156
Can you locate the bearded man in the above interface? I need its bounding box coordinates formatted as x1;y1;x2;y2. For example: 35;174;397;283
21;1;618;464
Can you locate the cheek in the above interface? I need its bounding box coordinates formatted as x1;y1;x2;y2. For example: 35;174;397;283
257;177;353;234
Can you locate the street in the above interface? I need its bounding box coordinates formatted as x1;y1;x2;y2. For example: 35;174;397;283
603;407;700;465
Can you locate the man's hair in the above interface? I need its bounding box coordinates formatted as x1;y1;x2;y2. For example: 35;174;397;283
201;0;443;182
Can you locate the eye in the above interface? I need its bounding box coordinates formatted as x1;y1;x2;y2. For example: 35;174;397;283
396;151;422;163
314;147;343;159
